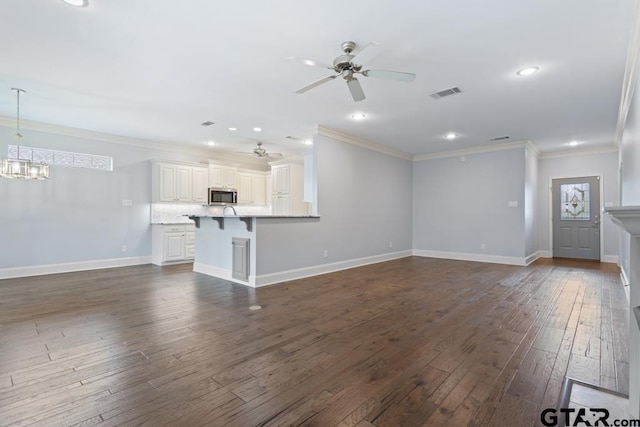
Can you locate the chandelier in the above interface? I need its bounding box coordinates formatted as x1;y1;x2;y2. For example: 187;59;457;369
0;88;50;179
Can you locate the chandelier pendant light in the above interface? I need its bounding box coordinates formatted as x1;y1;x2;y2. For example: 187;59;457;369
0;88;50;180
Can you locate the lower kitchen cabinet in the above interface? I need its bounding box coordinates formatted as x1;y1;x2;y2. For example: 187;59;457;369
152;224;196;265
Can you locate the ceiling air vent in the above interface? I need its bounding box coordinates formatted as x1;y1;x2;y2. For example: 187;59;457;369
490;136;510;141
429;87;462;99
200;121;215;126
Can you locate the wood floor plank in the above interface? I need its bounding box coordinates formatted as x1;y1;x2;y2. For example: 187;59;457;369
0;257;628;427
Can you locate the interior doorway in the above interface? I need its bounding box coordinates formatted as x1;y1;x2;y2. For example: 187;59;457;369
551;176;601;260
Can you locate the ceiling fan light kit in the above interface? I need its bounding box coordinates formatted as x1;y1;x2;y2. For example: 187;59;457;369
291;41;416;102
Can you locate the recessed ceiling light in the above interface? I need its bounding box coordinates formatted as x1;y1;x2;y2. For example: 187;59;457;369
228;127;237;131
253;127;262;132
206;141;216;146
516;66;540;76
351;113;366;120
61;0;89;6
303;140;313;146
445;132;457;140
568;141;580;147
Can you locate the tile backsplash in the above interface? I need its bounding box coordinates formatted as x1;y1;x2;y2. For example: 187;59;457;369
151;203;271;224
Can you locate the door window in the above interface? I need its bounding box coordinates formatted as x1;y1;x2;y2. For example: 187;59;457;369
560;182;590;221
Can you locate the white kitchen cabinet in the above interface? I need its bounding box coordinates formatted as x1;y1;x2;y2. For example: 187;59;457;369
192;167;209;203
153;162;208;203
209;164;238;189
152;224;196;265
237;171;267;205
270;161;305;215
157;163;191;202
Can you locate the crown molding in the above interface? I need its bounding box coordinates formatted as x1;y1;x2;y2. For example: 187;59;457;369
614;0;640;147
538;144;619;160
0;115;267;166
316;125;413;161
412;140;531;161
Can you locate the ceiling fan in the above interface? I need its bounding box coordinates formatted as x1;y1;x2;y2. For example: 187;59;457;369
288;41;416;102
238;142;283;159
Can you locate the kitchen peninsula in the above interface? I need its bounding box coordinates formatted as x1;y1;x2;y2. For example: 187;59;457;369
188;214;320;287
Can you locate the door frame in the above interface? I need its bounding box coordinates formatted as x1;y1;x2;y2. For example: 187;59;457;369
548;173;605;260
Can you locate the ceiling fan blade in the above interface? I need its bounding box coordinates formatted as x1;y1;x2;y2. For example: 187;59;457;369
286;56;333;70
351;42;383;66
363;69;416;82
295;75;337;94
267;153;284;158
347;78;366;102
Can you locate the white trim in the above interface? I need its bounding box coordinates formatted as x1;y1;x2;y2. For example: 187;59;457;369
525;251;545;265
603;255;619;264
316;126;413;161
614;0;640;147
621;266;630;286
192;262;256;287
254;250;413;287
412;140;530;161
547;174;606;262
196;251;412;288
0;116;266;166
539;145;618;160
0;256;152;280
412;249;528;266
538;250;552;258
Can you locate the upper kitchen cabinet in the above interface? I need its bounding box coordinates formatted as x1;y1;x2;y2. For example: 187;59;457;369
209;162;239;189
152;162;209;204
269;159;306;215
237;170;267;205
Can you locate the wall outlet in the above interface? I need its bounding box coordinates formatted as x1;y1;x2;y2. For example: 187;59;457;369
481;243;486;250
323;250;328;258
122;199;133;207
389;241;393;248
508;201;518;207
121;245;127;252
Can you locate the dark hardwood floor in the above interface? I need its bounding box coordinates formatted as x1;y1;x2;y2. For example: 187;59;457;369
0;257;629;426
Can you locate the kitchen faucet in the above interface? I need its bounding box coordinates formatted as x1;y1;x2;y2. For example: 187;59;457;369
223;205;237;216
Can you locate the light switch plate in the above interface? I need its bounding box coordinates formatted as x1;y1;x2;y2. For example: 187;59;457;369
122;199;133;207
508;201;518;207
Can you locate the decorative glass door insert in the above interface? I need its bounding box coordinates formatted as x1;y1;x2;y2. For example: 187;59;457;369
560;182;590;220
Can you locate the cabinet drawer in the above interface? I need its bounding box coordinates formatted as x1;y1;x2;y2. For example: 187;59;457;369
185;231;196;245
164;225;186;233
185;245;196;258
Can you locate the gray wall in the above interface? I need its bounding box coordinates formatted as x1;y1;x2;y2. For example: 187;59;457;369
537;151;619;260
619;75;640;276
0;126;208;269
255;133;413;275
525;148;538;258
412;148;526;258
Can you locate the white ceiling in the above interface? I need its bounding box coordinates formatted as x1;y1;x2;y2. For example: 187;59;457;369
0;0;634;158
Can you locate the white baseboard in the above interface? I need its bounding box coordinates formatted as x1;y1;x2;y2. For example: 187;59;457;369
412;249;528;266
603;255;619;264
193;251;414;288
0;256;152;280
525;251;547;265
192;262;256;287
253;250;413;287
538;250;552;258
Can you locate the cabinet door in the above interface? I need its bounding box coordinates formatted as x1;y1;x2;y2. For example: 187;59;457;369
164;232;185;261
158;164;177;202
224;168;237;189
232;238;250;281
279;165;290;194
175;166;193;202
272;195;289;215
209;165;224;187
251;174;266;205
192;167;208;203
237;173;252;204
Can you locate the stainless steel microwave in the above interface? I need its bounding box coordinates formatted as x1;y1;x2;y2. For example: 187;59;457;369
208;188;238;205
